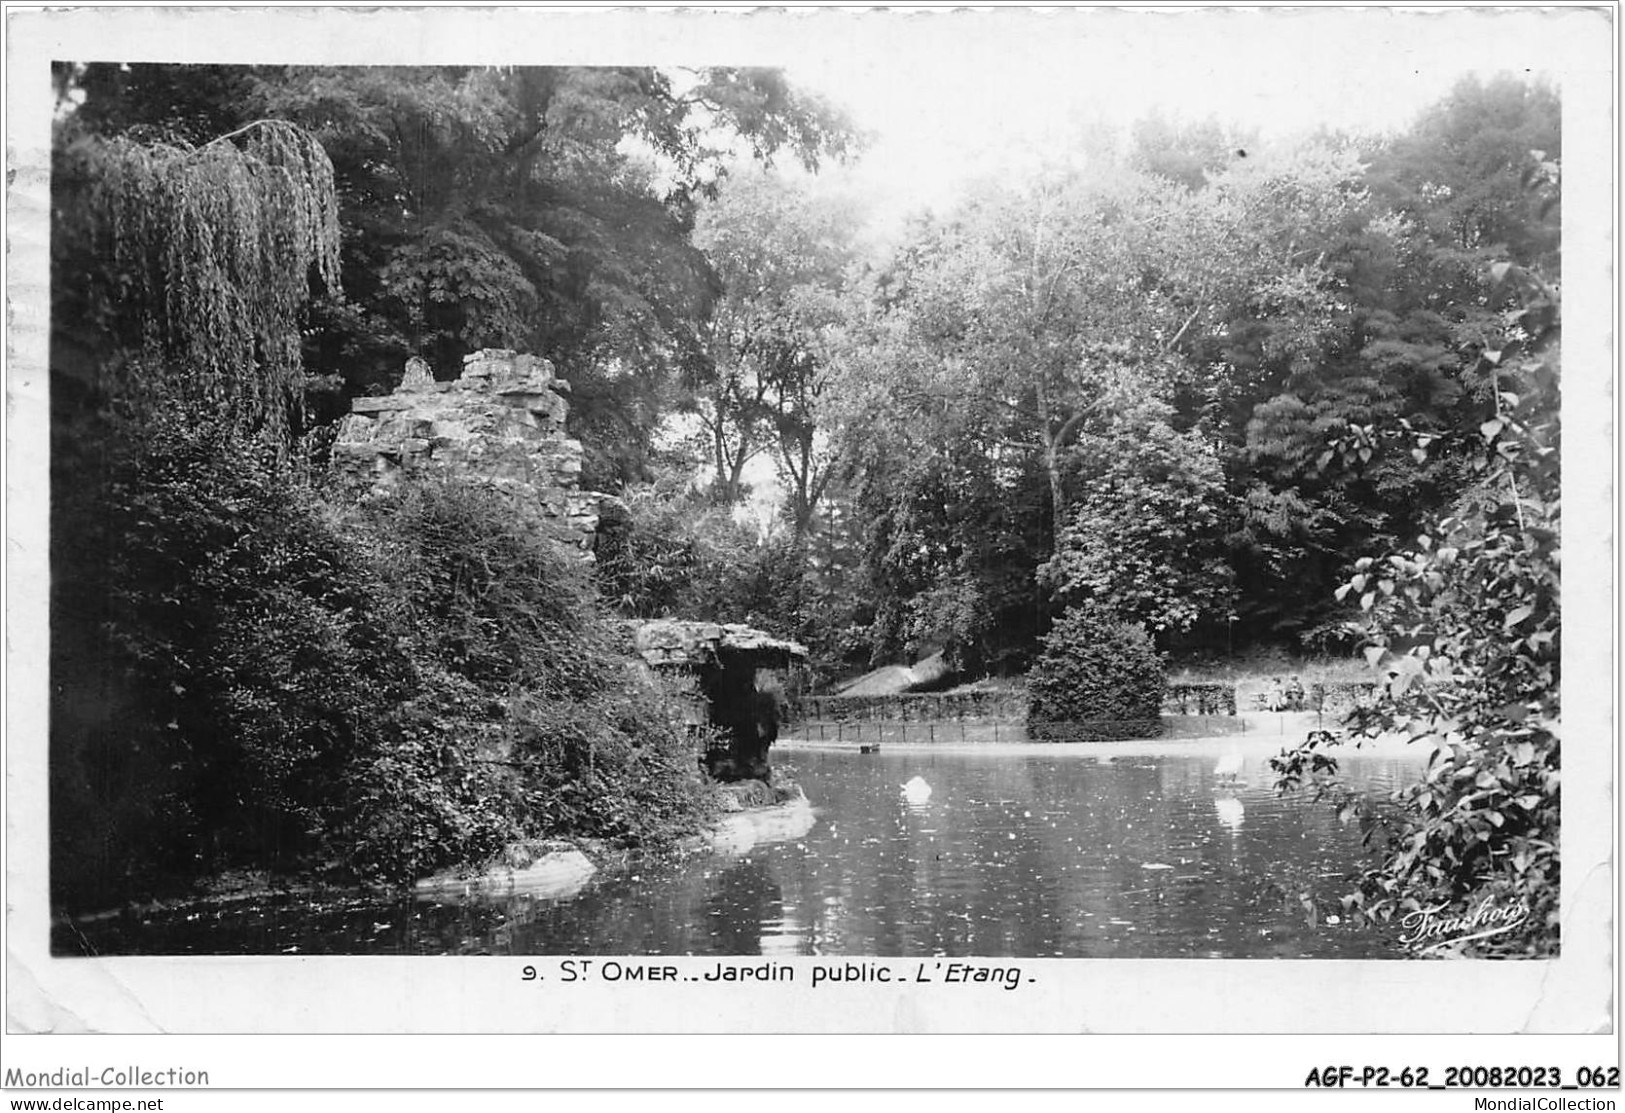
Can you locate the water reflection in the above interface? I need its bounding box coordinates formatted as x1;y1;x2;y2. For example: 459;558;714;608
1213;794;1245;833
704;857;783;955
58;741;1423;958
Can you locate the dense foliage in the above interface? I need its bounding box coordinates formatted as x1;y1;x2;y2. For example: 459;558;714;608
1271;254;1560;956
50;65;848;904
57;62;857;481
52;408;398;901
48;63;1564;937
1026;606;1167;742
1040;397;1235;633
54;64;1559;678
52;117;341;447
350;478;713;880
594;476;771;622
51;414;712;906
833;75;1558;667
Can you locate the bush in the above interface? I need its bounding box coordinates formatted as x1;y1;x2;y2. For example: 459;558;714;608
51;406;410;904
356;477;606;694
594;480;763;622
1026;605;1166;741
1270;258;1561;956
51;415;715;906
503;685;713;847
343;475;715;877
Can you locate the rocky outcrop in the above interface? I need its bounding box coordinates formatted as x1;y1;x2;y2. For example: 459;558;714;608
631;621;808;670
630;620;808;782
332;350;628;550
335;356;810;780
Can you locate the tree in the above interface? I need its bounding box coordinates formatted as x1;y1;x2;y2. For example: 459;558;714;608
60;63;859;486
259;65;855;485
53;112;341;446
1189;127;1530;646
1027;605;1166;741
1272;252;1560;956
1366;73;1560;272
838;87;1560;670
51;65;767;906
690;169;864;526
838;158;1283;664
1041;397;1236;634
1129;111;1253;191
594;473;766;621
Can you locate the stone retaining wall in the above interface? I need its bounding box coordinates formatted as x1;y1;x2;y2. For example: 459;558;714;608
792;684;1250;723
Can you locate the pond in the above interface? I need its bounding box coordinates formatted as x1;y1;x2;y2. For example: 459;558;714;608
57;735;1423;958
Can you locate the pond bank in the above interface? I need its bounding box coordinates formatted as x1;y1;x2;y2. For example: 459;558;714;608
56;783;813;934
413;782;814;902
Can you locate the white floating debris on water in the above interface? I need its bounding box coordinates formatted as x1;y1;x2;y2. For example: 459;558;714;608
1140;862;1174;870
901;776;932;804
1214;751;1245;781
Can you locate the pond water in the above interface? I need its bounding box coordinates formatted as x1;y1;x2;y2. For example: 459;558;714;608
57;737;1422;958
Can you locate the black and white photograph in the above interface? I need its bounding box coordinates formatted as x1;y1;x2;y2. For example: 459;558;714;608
3;0;1616;1085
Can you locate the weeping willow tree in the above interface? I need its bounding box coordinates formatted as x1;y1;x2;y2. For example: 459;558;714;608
87;118;341;446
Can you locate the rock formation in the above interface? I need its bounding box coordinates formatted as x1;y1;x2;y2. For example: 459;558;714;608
630;620;808;782
332;349;627;550
334;353;805;782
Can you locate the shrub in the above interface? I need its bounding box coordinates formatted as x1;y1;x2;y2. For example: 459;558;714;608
356;477;606;694
1026;605;1166;741
51;406;409;904
594;479;762;622
350;475;714;866
504;683;713;847
51;417;715;905
1272;260;1560;957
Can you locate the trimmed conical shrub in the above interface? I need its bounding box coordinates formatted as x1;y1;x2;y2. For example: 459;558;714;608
1027;604;1166;741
